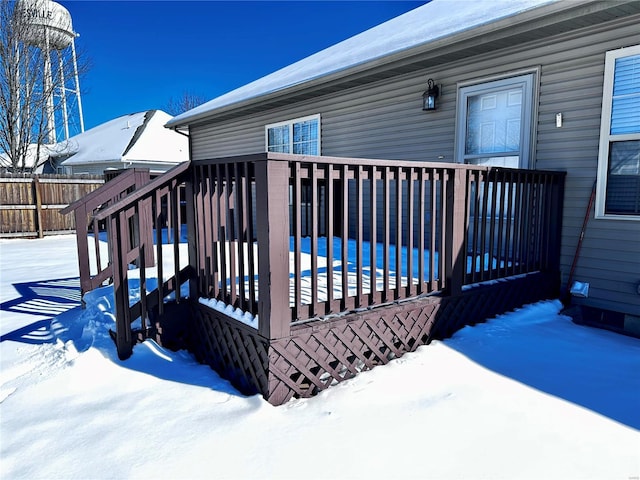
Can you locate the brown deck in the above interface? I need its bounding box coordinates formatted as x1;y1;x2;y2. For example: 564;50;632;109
74;153;565;405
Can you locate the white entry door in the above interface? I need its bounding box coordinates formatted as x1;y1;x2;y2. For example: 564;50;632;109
456;74;535;168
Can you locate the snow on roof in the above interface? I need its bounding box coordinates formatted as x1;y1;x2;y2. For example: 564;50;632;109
61;110;188;166
0;143;53;170
167;0;558;128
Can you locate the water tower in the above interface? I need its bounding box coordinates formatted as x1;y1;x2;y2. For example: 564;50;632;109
16;0;84;144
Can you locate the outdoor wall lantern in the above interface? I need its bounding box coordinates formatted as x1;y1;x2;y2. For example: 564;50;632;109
422;79;440;111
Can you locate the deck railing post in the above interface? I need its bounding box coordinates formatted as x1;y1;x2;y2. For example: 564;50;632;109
445;168;467;296
546;173;566;272
74;202;92;297
111;211;133;360
255;156;291;339
186;168;199;301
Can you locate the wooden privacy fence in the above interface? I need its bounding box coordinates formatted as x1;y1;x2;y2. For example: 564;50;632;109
95;153;565;362
0;173;104;238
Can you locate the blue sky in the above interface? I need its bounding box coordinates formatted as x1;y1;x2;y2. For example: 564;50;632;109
61;1;425;130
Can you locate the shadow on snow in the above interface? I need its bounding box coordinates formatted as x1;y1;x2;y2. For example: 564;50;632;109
0;276;243;399
444;301;640;430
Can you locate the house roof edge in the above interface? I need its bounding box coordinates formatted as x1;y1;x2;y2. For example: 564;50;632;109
166;0;600;129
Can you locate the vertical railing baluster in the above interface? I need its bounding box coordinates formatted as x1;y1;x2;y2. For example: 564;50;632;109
200;166;211;296
226;164;237;305
406;167;415;297
488;169;498;279
326;164;335;314
369;166;378;304
479;171;489;280
462;169;472;284
493;169;506;278
293;162;302;319
438;169;447;291
501;170;513;277
136;202;148;337
210;164;219;298
170;179;181;302
382;166;390;303
430;169;438;291
245;163;257;314
395;166;402;299
216;164;228;303
512;171;523;276
235;162;247;310
92;211;102;276
341;164;349;310
496;169;507;278
521;175;532;274
311;163;319;315
186;166;199;303
355;165;363;307
470;171;481;283
154;189;164;315
417;168;425;293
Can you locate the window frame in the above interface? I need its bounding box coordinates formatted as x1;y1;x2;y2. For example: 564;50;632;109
455;72;536;169
265;114;321;155
595;44;640;220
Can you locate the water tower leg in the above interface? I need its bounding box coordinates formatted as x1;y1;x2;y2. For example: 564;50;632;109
58;54;69;140
71;40;84;133
44;30;56;144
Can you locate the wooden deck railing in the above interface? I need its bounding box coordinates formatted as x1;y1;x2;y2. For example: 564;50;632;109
97;153;564;358
60;168;151;297
190;153;564;337
91;162;192;359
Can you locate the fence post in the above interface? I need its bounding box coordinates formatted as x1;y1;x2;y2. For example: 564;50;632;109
445;168;467;296
255;156;290;339
33;176;44;238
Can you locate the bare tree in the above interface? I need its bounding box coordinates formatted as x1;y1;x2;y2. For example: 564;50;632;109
164;91;207;116
0;0;89;172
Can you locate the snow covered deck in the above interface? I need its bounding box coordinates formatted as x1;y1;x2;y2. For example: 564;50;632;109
78;153;565;405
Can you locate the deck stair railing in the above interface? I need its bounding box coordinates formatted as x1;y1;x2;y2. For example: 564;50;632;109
60;168;152;297
91;162;192;359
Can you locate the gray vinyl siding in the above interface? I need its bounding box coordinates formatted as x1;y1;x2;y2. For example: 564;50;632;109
67;163;118;175
190;14;640;315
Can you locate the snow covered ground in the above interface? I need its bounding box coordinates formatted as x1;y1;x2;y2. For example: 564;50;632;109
1;234;638;480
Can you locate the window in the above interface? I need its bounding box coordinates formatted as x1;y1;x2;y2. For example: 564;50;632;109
456;73;535;168
596;45;640;219
265;114;320;155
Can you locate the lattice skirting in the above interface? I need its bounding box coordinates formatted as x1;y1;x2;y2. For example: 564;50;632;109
182;271;559;405
187;304;270;396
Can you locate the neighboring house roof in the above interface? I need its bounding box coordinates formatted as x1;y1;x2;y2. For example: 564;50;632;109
61;110;188;166
0;143;52;171
166;0;562;128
